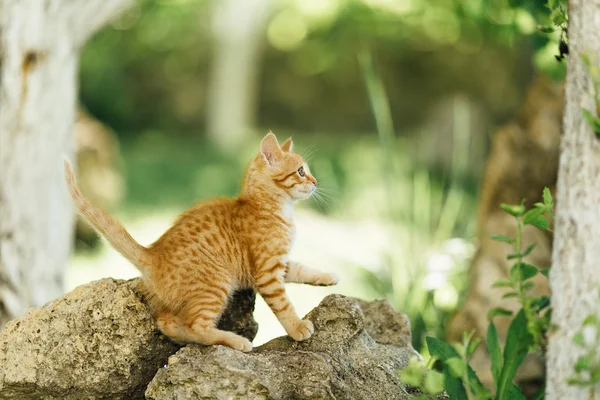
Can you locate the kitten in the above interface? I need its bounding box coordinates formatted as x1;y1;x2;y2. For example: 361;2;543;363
64;132;339;352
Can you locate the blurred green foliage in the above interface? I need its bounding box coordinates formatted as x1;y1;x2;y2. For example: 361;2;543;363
79;0;566;354
81;0;564;138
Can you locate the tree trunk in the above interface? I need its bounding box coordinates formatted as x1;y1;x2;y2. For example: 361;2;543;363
546;1;600;398
0;0;131;328
206;0;271;152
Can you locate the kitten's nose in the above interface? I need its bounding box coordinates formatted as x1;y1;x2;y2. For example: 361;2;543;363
311;176;317;186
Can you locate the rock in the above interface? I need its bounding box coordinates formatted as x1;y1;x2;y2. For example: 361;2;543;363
0;278;258;399
216;288;258;341
356;298;412;348
146;294;419;400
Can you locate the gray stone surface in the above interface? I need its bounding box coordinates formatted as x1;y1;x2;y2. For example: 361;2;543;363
0;278;258;399
146;294;418;400
0;278;177;399
0;280;416;400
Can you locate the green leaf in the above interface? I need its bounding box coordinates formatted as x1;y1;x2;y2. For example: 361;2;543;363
467;337;482;358
523;208;544;225
530;215;549;230
550;8;566;25
451;342;466;359
537;25;555;33
510;263;520;282
582;315;599;326
574;355;591;372
443;366;467;400
490;234;515;244
541;268;550;277
399;357;425;387
427;337;459;361
500;203;526;217
399;369;423;387
582;109;600;134
522;243;537;257
521;263;539;281
524;208;550;230
543;187;553;207
509;244;538;259
508;0;523;8
510;262;538;282
567;377;594;386
492;280;513;288
531;384;546;400
486;322;502;387
426;337;487;395
506;383;527;400
497;310;534;399
446;357;467;378
423;370;444;395
488;307;513;320
531;295;551;311
462;329;475;345
522;281;535;291
503;292;519;299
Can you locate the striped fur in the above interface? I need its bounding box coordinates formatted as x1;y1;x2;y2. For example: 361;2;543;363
64;132;339;352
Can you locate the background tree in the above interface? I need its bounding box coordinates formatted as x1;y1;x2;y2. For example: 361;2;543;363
546;0;600;398
206;0;272;152
0;0;131;328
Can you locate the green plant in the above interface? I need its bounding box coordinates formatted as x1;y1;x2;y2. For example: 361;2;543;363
537;0;569;62
399;188;555;399
488;187;554;352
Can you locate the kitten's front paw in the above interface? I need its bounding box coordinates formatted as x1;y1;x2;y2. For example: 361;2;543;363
228;336;254;352
287;319;314;341
314;272;340;286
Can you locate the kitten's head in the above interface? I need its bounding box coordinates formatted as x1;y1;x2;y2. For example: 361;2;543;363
252;132;317;201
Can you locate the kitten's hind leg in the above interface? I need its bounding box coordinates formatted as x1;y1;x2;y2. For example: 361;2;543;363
180;281;253;352
188;325;253;352
157;312;252;351
285;261;339;286
156;312;190;345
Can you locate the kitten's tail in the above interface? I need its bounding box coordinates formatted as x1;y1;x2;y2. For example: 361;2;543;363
64;159;153;273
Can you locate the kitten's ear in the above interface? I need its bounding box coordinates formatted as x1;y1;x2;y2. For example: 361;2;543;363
280;137;293;152
260;132;283;166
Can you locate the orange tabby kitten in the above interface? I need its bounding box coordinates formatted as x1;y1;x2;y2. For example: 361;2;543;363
64;132;339;352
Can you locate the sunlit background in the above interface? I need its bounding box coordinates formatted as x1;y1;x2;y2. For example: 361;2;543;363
68;0;564;351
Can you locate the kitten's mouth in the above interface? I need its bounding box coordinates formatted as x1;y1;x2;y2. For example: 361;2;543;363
298;188;314;198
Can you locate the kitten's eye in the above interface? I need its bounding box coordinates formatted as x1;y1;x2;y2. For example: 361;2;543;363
297;167;305;177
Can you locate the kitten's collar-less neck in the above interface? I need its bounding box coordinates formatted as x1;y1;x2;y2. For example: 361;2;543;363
239;178;291;210
239;185;291;209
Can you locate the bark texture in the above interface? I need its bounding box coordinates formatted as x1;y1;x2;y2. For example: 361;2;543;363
546;1;600;398
0;0;131;328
